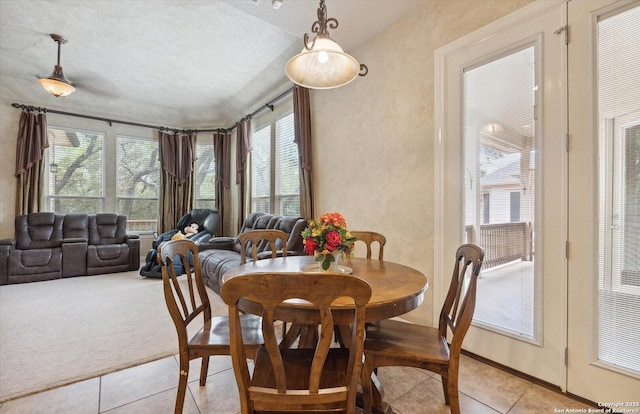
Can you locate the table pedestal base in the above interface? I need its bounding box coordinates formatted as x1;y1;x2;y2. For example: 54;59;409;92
284;323;396;414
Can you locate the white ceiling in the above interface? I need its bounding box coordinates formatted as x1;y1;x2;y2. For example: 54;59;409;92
0;0;426;128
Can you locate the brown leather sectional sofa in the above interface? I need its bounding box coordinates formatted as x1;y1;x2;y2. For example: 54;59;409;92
0;212;140;285
197;212;308;294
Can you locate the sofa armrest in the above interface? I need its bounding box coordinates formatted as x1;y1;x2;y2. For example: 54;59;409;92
198;236;235;251
0;238;16;249
62;239;88;277
0;239;15;285
126;235;140;270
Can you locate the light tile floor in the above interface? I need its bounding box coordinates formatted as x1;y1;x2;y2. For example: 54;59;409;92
0;353;593;414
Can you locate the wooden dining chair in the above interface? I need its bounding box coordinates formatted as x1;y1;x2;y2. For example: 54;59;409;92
221;272;372;414
238;229;288;264
350;231;386;260
158;238;263;414
361;243;484;414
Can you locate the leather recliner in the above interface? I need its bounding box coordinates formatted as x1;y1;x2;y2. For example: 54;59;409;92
0;212;140;285
139;208;219;278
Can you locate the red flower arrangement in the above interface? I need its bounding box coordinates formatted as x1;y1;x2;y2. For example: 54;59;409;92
301;212;357;270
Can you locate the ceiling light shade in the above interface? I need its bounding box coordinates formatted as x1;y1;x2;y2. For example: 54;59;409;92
39;34;75;97
38;66;75;97
285;0;367;89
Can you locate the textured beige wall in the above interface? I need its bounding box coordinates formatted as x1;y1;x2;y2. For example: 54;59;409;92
310;0;532;325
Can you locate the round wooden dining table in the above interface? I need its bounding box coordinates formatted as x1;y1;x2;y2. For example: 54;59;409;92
222;255;429;324
222;255;428;414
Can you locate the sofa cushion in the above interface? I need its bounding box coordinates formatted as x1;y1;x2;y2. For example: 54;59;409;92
63;214;89;240
8;248;62;282
86;244;131;274
15;213;64;250
89;214;127;245
199;249;244;294
273;217;308;254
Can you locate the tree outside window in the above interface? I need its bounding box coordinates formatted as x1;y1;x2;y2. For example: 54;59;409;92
195;141;215;209
46;127;104;213
117;135;159;232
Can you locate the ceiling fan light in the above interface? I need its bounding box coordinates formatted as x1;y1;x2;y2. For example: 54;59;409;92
286;36;360;89
39;75;75;97
39;34;75;97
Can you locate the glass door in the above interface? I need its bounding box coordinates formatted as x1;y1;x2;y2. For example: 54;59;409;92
435;1;567;386
567;0;640;401
463;46;537;341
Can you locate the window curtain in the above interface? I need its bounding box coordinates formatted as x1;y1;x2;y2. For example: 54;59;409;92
213;131;231;236
293;85;314;219
236;118;252;232
15;109;49;215
158;131;197;233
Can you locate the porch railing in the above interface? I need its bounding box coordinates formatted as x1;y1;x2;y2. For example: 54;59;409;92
466;222;533;269
127;219;158;234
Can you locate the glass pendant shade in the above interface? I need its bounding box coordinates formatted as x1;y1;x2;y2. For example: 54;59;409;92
39;74;75;97
286;35;360;89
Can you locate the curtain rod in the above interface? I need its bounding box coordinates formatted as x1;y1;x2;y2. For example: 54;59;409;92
10;86;294;134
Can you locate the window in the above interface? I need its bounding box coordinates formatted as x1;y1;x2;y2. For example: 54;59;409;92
251;125;272;213
275;113;299;216
46;127;104;213
596;5;640;374
251;104;300;216
116;135;159;232
483;193;490;223
510;191;521;222
195;140;216;209
46;126;159;233
620;123;639;287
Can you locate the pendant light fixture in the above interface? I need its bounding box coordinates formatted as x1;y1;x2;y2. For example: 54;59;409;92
38;34;76;97
285;0;367;89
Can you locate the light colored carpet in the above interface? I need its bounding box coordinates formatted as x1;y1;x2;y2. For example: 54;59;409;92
0;270;226;402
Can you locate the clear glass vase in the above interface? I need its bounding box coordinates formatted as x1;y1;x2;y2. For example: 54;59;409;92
317;251;341;272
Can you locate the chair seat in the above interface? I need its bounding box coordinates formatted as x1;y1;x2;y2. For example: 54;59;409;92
365;319;449;364
190;314;263;349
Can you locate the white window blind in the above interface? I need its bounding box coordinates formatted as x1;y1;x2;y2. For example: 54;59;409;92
46;127;104;213
596;4;640;375
249;95;299;216
275;112;300;216
251;124;271;213
116;135;159;232
195;141;215;209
